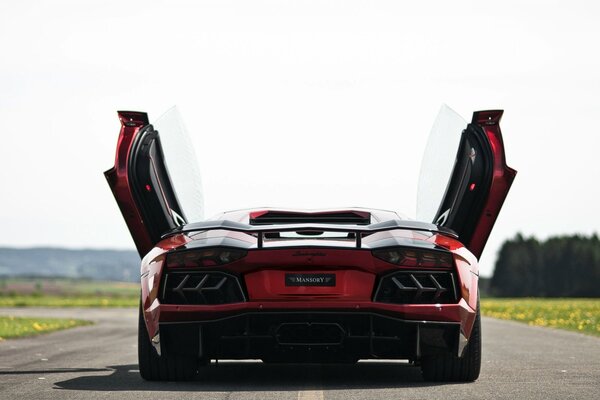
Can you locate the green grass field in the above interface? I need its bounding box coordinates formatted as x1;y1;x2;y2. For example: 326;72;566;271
0;278;138;307
0;295;137;307
481;298;600;337
0;278;138;296
0;316;92;340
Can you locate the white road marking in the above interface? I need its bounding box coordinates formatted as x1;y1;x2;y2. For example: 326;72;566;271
298;390;324;400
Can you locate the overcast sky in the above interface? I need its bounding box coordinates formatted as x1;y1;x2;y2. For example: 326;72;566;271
1;0;599;277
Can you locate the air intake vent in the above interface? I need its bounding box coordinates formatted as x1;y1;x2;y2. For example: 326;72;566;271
249;210;370;225
161;272;245;305
374;271;458;304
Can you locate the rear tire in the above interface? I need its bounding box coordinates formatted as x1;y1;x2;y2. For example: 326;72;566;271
421;305;482;382
138;303;198;381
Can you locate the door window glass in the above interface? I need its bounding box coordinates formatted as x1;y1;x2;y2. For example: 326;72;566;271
416;105;467;223
153;107;204;223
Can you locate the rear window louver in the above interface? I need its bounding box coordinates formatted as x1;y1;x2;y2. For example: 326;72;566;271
249;211;371;225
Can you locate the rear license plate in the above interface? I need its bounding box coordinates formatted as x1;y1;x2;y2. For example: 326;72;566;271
285;273;336;287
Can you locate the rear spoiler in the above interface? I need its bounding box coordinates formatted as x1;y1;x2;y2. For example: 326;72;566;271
163;219;458;249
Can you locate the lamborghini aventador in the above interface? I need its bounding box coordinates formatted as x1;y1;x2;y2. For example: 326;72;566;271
105;106;516;382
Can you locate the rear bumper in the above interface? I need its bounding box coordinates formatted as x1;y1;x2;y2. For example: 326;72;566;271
144;300;476;361
149;299;475;325
157;310;465;361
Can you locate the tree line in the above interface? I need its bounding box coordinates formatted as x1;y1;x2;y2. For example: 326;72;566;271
489;233;600;297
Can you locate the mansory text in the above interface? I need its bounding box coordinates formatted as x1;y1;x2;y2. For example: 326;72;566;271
105;107;516;382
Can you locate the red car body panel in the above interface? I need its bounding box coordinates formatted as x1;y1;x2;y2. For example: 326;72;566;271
464;110;517;259
104;111;155;257
135;226;479;343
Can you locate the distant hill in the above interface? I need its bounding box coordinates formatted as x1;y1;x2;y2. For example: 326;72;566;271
0;247;139;282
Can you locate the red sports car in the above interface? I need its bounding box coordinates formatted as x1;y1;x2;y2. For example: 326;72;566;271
105;106;516;382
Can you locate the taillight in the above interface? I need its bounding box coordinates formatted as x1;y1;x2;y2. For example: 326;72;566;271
372;248;453;268
166;248;247;268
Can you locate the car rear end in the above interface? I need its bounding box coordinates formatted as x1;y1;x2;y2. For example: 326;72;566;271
140;210;479;366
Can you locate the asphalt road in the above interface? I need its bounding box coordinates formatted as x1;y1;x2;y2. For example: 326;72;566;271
0;307;598;400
